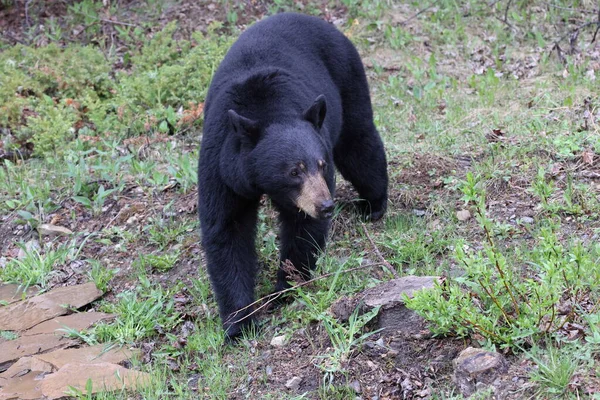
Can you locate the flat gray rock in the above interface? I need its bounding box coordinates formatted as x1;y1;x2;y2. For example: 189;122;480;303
329;276;440;335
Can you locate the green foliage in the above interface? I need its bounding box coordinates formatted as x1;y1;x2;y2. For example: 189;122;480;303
134;252;179;272
87;259;117;292
406;174;600;349
526;342;583;398
0;240;82;288
0;22;230;157
92;276;181;344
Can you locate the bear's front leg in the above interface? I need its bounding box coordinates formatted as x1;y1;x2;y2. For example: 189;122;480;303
275;212;331;292
201;199;260;341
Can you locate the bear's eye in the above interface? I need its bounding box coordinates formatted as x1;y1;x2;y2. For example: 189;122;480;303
290;169;299;177
318;160;327;170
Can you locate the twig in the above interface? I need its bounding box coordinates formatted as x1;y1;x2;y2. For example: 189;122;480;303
400;1;440;26
552;17;600;63
541;1;597;14
475;207;522;316
98;17;138;27
503;0;513;25
592;7;600;43
362;222;399;278
229;262;389;324
25;0;33;28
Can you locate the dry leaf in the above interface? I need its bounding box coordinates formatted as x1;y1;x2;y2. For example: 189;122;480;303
582;149;594;166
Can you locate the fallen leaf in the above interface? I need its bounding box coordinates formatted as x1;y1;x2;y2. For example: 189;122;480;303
582;149;594;166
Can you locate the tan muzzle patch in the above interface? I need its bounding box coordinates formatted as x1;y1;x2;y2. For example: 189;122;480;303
295;173;332;218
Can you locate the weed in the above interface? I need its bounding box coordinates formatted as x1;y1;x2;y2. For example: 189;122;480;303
93;276;181;344
87;259;117;292
0;239;83;288
0;331;18;340
134;252;179;272
406;174;600;349
527;342;580;398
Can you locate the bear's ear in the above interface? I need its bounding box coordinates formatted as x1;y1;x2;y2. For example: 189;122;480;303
303;95;327;130
228;110;260;143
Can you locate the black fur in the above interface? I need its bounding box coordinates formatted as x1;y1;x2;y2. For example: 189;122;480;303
198;13;388;339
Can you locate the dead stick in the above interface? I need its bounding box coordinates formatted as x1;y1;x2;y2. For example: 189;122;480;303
228;262;389;324
362;222;399;278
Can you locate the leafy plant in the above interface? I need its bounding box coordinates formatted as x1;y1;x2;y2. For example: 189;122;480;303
406;173;600;349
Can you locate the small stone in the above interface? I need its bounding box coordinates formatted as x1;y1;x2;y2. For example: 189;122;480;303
270;335;287;348
37;224;73;237
412;209;426;217
453;347;508;397
330;276;440;336
265;365;273;376
456;210;471;221
17;239;40;259
520;216;534;224
285;376;302;390
349;380;362;393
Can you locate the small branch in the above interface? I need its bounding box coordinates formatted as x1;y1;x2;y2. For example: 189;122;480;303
460;316;505;342
400;1;440;26
25;0;33;28
592;7;600;43
98;17;138;27
552;20;600;64
476;277;513;326
362;222;399;278
541;2;597;14
503;0;513;24
475;207;521;316
229;262;389;324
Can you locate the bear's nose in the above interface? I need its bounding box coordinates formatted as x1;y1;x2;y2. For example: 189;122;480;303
318;200;334;219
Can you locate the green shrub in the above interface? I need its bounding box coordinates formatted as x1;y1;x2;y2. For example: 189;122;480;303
405;173;600;349
0;21;231;156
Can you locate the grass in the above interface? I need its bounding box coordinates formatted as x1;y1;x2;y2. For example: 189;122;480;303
1;0;600;398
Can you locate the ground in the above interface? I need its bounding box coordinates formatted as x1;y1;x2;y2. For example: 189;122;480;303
1;0;600;399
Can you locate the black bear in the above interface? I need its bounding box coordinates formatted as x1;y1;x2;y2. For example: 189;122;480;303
198;13;388;340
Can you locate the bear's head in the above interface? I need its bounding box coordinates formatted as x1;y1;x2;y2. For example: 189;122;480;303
228;95;334;219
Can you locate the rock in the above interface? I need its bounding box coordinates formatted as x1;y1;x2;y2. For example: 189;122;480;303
520;216;534;224
0;371;46;400
0;284;38;305
0;283;103;331
329;276;440;335
0;356;53;379
270;335;287;348
456;210;471;221
37;224;73;237
34;344;139;369
40;362;151;399
412;209;426;217
453;347;508;397
23;312;115;336
17;239;40;259
0;334;76;372
349;380;362;393
285;376;302;390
